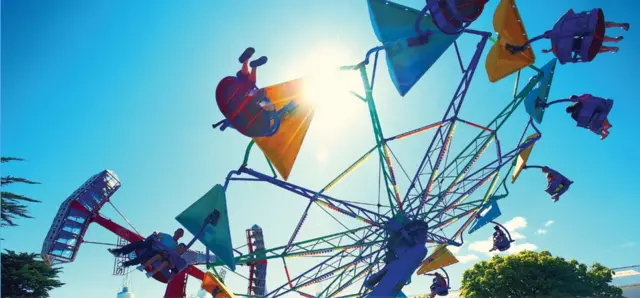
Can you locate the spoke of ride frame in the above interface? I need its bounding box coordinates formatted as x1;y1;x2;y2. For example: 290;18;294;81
423;135;540;227
286;248;383;295
326;257;381;297
208;226;378;267
419;78;543;219
273;227;386;296
281;144;381;254
409;32;490;218
288;230;385;291
284;201;313;253
237;167;388;226
402;32;489;214
321;254;376;296
241;140;278;178
356;247;384;295
407;67;543;217
267;228;384;297
358;64;404;216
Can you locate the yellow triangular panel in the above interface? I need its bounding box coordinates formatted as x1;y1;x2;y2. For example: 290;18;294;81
511;133;539;183
253;78;315;181
417;245;459;275
201;272;235;298
486;0;535;82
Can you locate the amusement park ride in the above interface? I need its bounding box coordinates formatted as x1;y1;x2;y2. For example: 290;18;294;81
41;0;629;297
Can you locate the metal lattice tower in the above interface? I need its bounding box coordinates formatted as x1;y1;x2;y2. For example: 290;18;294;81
112;229;130;276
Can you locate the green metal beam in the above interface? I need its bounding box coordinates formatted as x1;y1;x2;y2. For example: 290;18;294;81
207;227;379;267
358;65;403;217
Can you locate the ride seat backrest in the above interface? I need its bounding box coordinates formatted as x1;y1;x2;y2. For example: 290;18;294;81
577;10;599;62
576;98;598;128
551;10;597;63
577;97;612;131
588;99;613;132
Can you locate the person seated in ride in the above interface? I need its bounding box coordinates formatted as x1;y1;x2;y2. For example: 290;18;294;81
107;228;184;267
541;15;630;54
541;167;566;202
236;47;268;85
490;226;507;251
235;47;273;109
136;243;188;278
565;95;612;140
427;272;448;298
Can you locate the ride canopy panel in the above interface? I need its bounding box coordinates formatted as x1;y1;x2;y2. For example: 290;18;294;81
367;0;461;96
485;0;535;82
175;184;236;271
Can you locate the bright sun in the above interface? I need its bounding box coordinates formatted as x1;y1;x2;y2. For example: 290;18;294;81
297;46;365;133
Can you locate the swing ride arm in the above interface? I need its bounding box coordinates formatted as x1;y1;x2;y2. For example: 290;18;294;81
402;31;491;216
229;167;389;226
266;227;385;297
207;226;383;267
406;62;543;220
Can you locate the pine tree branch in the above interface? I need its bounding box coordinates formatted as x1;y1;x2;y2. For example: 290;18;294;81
1;157;25;163
1;191;41;203
1;176;41;186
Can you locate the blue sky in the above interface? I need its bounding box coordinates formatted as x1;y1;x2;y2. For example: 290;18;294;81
2;0;638;297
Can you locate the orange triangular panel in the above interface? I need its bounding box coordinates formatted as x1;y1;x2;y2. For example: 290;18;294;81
485;0;535;82
417;245;459;275
202;272;235;298
253;78;314;181
511;133;538;183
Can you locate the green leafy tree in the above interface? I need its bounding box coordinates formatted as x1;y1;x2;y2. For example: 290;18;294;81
1;157;41;226
460;250;623;297
1;250;64;297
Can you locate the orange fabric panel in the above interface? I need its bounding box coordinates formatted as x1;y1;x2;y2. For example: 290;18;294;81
201;272;235;298
254;78;315;181
511;133;539;183
486;0;535;82
417;245;459;275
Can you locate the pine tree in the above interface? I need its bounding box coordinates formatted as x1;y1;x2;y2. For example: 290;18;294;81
1;157;41;226
1;250;65;297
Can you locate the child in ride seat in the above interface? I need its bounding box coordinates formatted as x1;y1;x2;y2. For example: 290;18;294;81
427;272;447;298
137;243;187;278
565;95;612;140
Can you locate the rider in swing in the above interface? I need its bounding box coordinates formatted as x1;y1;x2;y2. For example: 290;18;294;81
565;94;612;140
490;225;507;251
236;47;274;111
427;272;448;298
541;18;630;54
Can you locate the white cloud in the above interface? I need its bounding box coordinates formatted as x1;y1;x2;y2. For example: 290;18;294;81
504;216;528;231
544;220;555;227
468;239;493;253
511;231;526;240
448;245;462;254
457;254;480;263
535;229;547;235
508;242;538;254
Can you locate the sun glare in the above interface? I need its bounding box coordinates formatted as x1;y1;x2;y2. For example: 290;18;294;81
297;46;365;134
